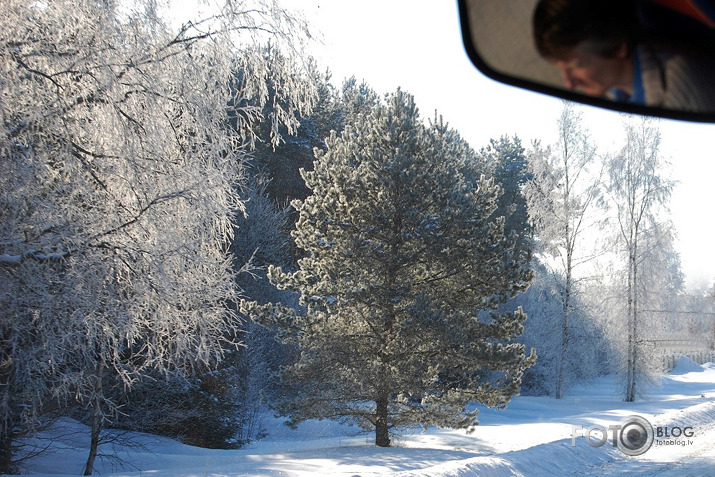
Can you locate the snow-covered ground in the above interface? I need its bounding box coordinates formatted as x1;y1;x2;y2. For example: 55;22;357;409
12;356;715;476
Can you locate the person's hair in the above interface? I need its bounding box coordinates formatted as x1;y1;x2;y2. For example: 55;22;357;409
533;0;641;60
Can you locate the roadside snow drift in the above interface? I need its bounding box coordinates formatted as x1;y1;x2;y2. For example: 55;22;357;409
14;356;715;476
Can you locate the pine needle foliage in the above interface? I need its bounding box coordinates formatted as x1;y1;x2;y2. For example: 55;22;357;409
244;89;535;447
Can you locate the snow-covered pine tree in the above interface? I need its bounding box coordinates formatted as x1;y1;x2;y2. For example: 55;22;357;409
244;89;535;447
477;135;533;260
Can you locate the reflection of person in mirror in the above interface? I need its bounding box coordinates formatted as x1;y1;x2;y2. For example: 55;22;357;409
532;0;715;113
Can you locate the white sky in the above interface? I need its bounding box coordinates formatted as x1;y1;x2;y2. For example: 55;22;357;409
288;0;715;291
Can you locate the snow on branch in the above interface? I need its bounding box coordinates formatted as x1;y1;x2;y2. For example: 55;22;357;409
0;249;74;267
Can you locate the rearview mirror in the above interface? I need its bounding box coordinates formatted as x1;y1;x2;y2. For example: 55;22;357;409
458;0;715;122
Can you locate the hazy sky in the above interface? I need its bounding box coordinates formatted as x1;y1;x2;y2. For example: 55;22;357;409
290;0;715;291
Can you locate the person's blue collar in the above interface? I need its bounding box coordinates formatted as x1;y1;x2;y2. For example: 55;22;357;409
610;49;644;104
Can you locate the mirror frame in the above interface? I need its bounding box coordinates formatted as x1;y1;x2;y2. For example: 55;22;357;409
457;0;715;123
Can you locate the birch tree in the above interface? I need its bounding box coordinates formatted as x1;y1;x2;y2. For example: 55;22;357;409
244;90;535;447
524;103;602;398
607;117;673;402
0;0;314;472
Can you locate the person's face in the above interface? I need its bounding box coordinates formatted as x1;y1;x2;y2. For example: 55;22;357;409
551;41;632;97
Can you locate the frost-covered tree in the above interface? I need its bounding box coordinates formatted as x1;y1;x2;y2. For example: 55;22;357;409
514;263;614;396
230;174;297;444
524;103;602;398
238;54;341;205
244;90;535;447
478;135;532;259
606;117;674;402
0;0;314;472
339;76;381;127
104;176;295;450
636;222;684;348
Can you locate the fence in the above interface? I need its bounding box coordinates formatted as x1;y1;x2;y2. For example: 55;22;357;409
662;351;715;372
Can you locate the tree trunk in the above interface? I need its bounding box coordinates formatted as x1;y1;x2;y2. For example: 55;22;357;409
0;432;14;474
555;146;573;400
374;395;390;447
83;361;104;475
556;265;571;399
626;239;639;402
0;348;16;474
625;245;637;402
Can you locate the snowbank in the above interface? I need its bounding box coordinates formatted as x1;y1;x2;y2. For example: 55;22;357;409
670;355;705;375
13;361;715;476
